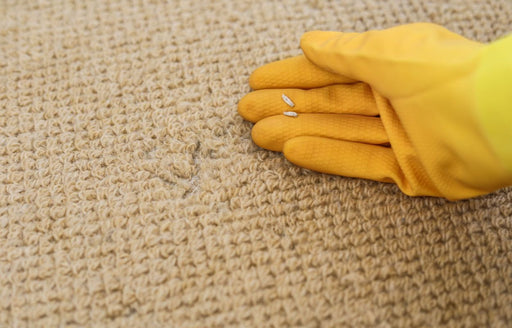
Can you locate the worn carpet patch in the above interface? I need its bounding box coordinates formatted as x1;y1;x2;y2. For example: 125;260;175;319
1;0;511;327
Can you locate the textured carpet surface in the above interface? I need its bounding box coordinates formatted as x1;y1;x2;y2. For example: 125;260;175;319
1;0;512;327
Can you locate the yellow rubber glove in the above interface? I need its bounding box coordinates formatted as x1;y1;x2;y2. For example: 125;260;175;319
238;23;512;200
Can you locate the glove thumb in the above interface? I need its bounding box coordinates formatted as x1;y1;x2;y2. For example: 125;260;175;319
300;23;483;98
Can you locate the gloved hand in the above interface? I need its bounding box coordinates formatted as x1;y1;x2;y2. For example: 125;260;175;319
238;23;512;200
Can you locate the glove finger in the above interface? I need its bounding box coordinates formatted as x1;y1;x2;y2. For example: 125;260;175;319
251;113;388;152
238;83;378;123
249;55;355;90
283;136;408;189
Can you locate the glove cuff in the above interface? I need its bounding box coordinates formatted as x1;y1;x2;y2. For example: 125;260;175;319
475;34;512;171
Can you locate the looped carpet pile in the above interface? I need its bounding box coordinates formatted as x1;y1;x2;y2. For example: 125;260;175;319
1;0;512;327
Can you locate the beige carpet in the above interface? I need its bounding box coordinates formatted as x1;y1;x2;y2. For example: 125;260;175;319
1;0;512;327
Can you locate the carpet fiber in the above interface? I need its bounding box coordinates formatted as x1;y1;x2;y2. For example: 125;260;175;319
1;0;512;327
